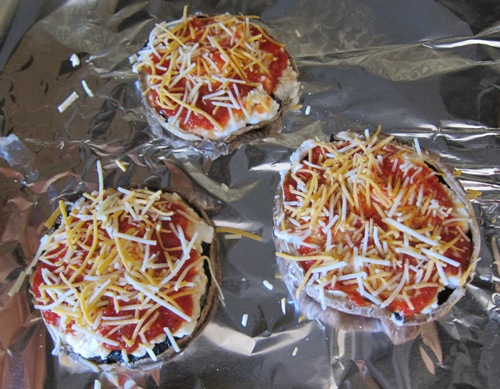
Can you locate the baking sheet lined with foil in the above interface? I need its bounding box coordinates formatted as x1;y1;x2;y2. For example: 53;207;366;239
0;0;499;388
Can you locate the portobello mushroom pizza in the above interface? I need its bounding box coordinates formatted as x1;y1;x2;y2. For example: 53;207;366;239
29;187;219;368
132;9;299;143
273;130;480;326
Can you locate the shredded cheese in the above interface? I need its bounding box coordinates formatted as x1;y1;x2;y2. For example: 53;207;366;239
114;160;127;172
215;226;263;241
57;91;79;113
70;53;80;67
164;326;181;353
275;131;475;318
263;280;274;291
81;80;94;97
281;297;287;315
241;313;249;327
30;187;214;360
76;355;99;372
133;9;298;139
7;270;27;297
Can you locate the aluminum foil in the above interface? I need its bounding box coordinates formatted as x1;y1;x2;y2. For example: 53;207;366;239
1;0;499;388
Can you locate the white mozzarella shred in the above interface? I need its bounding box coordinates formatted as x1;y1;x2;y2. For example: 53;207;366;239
34;290;74;311
203;89;225;100
373;227;383;254
57;91;79;113
435;262;449;286
81;80;94;97
395;248;428;261
96;160;104;197
354;255;391;267
337;272;367;282
319;284;326;309
88;279;112;305
421;248;460;267
384;218;438;246
416;185;424;207
146;347;158;361
443;217;470;226
391;159;398;172
361;223;370;255
164;326;181;353
414;138;422;156
387;179;408;217
113;232;157;246
415;269;424;284
263;280;274;291
70;53;80;67
357;278;382;305
241;313;249;327
341;193;347;223
281;297;287;315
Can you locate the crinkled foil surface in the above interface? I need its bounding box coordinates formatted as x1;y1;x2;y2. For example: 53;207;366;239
1;0;499;388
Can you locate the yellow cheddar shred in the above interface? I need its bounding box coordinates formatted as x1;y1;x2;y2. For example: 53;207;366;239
215;226;263;241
